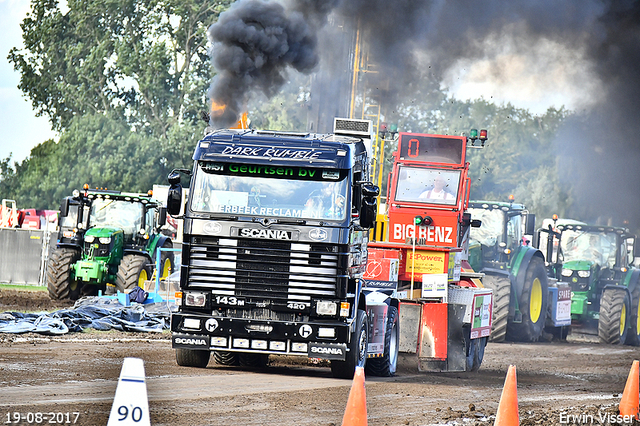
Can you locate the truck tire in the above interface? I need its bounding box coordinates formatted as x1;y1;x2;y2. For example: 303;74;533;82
331;309;368;379
46;247;82;300
365;306;399;377
626;284;640;346
238;353;269;368
507;257;548;342
598;288;630;345
213;351;239;366
116;254;150;292
481;274;510;342
175;348;210;368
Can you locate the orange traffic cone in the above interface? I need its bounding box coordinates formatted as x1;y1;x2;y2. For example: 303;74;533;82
341;366;367;426
619;360;640;419
495;365;519;426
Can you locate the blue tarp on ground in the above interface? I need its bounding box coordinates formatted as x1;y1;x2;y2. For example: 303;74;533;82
0;297;171;335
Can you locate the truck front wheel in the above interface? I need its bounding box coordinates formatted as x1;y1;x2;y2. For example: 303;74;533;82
331;309;368;379
175;348;210;368
365;306;398;377
46;247;82;300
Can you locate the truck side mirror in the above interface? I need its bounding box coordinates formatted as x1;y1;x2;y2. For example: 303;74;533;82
158;207;167;227
627;237;636;259
167;172;183;216
60;197;70;217
525;213;536;235
360;183;379;228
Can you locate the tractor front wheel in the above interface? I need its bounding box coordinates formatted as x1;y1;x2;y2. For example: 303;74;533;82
46;247;82;300
507;257;548;342
599;288;630;345
481;274;510;342
116;255;151;292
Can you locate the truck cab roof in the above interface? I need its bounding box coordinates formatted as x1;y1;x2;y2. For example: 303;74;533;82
194;128;368;169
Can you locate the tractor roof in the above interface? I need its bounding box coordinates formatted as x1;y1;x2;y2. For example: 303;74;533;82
558;223;631;237
469;200;527;212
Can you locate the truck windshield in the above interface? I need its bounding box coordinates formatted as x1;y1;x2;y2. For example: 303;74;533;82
190;162;350;220
560;230;617;267
89;199;143;236
468;208;505;247
394;166;460;206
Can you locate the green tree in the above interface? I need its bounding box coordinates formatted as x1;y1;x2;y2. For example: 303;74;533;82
8;0;230;135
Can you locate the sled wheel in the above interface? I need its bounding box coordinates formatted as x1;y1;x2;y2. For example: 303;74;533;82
366;306;399;377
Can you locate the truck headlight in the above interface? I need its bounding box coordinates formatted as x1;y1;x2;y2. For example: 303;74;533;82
99;237;111;244
577;270;591;278
185;291;207;307
316;301;337;316
561;268;573;277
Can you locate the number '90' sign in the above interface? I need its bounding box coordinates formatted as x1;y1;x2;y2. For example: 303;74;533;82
117;405;144;423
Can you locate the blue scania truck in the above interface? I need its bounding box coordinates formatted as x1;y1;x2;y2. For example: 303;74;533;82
166;119;402;378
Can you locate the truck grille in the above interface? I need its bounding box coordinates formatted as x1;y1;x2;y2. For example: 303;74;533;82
186;236;340;304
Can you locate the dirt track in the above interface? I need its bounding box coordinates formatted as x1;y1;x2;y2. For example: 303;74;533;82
2;288;640;426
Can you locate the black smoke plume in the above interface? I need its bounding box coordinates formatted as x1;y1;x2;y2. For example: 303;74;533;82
208;0;640;229
207;0;334;128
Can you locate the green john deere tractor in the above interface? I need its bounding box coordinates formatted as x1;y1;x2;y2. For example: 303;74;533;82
467;200;552;342
540;223;640;345
46;187;174;300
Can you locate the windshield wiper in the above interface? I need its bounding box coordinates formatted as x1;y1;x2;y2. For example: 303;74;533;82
275;218;307;225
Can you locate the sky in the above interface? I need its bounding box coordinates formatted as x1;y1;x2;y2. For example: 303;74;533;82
0;0;57;164
0;0;599;164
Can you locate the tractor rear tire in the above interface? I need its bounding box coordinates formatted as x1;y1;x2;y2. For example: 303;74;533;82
331;309;368;379
507;257;548;342
366;306;399;377
175;348;210;368
116;254;150;292
46;247;82;300
626;284;640;346
598;288;630;345
481;274;510;342
213;351;239;366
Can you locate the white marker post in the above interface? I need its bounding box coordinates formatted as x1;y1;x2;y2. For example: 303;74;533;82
107;357;151;426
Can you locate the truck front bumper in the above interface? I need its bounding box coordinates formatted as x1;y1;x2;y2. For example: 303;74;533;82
171;313;351;361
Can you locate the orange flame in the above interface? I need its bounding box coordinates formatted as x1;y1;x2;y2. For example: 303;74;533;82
210;100;247;129
210;100;226;117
